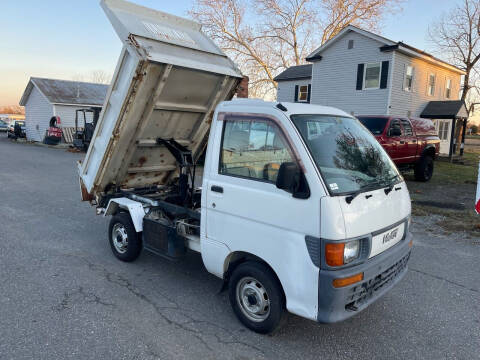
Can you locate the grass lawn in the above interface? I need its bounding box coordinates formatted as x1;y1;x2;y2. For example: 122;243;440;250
405;150;480;236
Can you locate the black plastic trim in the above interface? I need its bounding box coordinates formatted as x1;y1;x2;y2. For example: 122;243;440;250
305;236;321;267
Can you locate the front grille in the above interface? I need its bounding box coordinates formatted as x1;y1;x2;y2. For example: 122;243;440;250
345;252;410;310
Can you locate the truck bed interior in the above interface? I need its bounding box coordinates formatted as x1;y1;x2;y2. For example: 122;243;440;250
78;0;243;208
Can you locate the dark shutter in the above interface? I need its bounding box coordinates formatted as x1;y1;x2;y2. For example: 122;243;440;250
356;64;364;90
307;84;311;103
294;85;299;102
380;61;389;89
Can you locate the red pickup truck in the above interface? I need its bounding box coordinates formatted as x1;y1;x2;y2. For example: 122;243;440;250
357;116;440;181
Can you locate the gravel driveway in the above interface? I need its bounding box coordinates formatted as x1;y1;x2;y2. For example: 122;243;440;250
0;136;479;359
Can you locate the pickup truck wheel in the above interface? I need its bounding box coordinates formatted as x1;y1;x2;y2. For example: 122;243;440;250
108;213;142;262
414;155;434;182
229;261;286;334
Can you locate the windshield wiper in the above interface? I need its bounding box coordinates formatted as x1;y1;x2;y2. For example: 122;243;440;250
382;175;400;195
345;191;361;204
345;179;390;204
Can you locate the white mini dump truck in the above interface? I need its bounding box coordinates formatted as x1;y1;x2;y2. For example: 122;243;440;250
79;0;413;333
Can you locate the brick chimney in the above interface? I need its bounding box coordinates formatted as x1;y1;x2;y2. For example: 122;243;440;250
236;76;249;98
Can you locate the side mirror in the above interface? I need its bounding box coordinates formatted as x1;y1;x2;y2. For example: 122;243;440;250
389;128;402;137
276;162;310;199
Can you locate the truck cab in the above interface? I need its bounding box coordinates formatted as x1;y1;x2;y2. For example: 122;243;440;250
358;116;440;181
201;100;412;328
78;0;413;333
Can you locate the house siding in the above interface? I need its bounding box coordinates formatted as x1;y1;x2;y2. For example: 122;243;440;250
54;105;94;129
24;87;53;142
310;31;392;115
389;51;462;117
276;79;311;103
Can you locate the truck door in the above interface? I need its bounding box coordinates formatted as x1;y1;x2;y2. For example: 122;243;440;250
202;113;321;314
400;119;417;162
384;118;403;161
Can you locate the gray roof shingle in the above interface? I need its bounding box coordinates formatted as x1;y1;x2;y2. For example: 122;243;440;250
20;77;109;106
274;64;312;82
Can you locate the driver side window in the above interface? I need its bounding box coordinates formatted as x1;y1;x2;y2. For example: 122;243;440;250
219;118;294;182
388;119;402;136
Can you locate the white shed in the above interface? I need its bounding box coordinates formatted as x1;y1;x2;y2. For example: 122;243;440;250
19;77;108;142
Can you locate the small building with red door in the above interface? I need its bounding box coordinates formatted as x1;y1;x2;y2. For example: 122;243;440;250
19;77;108;142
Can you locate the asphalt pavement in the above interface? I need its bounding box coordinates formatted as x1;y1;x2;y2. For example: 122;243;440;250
0;135;479;359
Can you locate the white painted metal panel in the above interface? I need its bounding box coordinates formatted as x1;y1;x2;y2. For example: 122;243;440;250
101;0;223;56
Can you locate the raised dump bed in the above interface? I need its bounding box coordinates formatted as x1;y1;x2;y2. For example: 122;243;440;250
78;0;243;205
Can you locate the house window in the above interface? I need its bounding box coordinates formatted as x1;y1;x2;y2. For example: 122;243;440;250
348;40;354;49
364;63;381;89
298;85;309;102
404;66;414;92
428;73;436;96
220;118;294;182
445;78;452;99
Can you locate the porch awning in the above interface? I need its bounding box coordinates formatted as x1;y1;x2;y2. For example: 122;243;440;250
420;100;468;119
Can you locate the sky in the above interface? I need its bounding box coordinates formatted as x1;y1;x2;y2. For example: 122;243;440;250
0;0;462;106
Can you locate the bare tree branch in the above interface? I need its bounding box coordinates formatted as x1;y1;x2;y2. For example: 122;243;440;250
190;0;401;99
72;70;112;84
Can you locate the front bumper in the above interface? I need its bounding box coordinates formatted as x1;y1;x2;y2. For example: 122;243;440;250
317;232;412;323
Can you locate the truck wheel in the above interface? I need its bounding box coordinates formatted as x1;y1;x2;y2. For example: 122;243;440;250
414;155;434;182
228;261;286;334
108;213;142;262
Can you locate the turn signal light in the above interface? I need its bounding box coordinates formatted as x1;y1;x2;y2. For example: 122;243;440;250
409;238;413;248
325;243;345;266
332;273;364;288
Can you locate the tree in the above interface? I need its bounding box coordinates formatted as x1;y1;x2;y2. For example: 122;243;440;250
429;0;480;149
89;70;111;84
72;70;111;84
0;105;24;115
190;0;402;98
470;124;478;134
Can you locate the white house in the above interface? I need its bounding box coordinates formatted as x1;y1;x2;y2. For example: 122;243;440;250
19;77;108;142
275;25;467;156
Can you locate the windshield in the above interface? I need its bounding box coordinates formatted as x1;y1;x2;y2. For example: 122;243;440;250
357;117;388;135
290;114;400;195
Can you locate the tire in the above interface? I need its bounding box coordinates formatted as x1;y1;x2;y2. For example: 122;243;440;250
108;213;142;262
414;155;434;182
228;261;286;334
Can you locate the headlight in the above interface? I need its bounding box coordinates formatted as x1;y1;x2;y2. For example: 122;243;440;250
344;240;359;264
325;240;360;266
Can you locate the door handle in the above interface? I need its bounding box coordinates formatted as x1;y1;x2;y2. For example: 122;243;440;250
399;141;405;144
211;185;223;193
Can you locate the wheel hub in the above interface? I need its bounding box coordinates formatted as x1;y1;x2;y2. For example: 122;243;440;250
236;277;270;322
112;223;128;254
